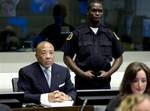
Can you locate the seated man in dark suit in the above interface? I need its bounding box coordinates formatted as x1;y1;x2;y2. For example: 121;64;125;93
17;41;76;105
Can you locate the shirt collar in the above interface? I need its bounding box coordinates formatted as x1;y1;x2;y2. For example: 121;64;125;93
39;64;52;72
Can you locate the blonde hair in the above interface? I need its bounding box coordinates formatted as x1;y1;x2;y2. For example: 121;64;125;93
116;94;150;111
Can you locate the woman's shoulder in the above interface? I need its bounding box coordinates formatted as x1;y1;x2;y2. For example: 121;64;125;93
105;95;121;111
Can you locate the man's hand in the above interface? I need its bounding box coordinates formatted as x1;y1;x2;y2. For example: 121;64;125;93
97;70;110;79
48;90;72;102
82;70;95;79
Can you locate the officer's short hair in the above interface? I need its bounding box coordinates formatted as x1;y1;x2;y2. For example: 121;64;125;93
87;0;103;10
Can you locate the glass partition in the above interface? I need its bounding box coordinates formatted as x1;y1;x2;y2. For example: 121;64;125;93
0;0;150;52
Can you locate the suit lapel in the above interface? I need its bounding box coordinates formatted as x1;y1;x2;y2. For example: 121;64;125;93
34;63;50;92
51;64;60;90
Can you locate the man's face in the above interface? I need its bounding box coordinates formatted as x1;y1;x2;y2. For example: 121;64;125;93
36;42;55;68
88;2;103;23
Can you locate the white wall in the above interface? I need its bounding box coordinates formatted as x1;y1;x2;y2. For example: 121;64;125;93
0;51;150;91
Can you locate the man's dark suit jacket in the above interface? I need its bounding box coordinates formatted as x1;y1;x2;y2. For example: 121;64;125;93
17;62;76;104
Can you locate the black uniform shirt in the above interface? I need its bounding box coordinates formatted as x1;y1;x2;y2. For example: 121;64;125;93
62;24;124;71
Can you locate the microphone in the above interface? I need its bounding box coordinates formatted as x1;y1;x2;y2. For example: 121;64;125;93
80;98;88;111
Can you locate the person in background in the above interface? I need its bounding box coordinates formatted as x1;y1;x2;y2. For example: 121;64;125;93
0;25;21;51
105;62;150;111
0;0;20;16
62;0;124;90
115;94;150;111
33;4;74;50
17;41;76;105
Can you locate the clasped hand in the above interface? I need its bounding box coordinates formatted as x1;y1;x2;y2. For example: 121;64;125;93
83;70;109;79
48;90;71;102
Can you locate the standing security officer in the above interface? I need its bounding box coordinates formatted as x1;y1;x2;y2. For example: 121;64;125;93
62;0;124;89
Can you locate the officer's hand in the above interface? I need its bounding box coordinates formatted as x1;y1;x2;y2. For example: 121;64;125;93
97;71;110;79
83;70;95;79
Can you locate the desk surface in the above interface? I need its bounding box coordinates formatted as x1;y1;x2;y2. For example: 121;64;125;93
12;105;94;111
76;89;119;105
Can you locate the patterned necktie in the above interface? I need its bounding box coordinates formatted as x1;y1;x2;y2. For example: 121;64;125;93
44;69;51;87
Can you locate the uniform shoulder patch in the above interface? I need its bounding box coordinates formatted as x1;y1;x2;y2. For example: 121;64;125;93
112;32;120;40
66;32;73;40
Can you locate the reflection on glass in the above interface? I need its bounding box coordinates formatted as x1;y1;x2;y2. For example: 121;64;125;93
0;0;150;51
